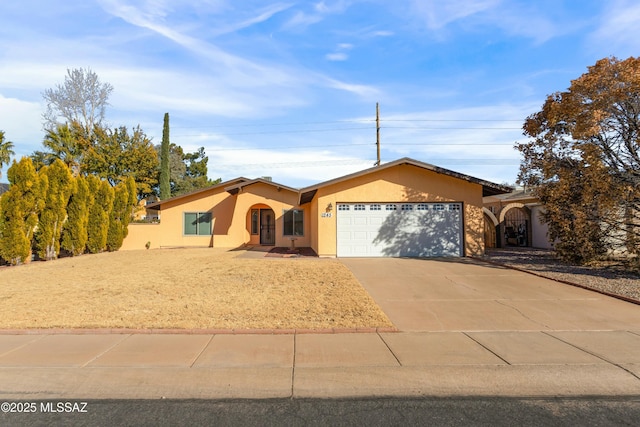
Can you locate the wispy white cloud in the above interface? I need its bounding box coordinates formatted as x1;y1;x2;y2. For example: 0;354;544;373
283;10;325;30
325;42;353;61
589;0;640;53
406;0;566;44
98;0;374;103
326;52;349;61
210;3;294;36
282;0;352;31
322;78;380;98
370;30;394;37
408;0;500;30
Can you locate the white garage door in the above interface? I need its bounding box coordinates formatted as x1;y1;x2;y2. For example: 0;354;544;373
336;203;463;257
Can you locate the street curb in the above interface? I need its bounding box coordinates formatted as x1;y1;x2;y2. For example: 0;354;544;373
0;326;399;335
473;256;640;307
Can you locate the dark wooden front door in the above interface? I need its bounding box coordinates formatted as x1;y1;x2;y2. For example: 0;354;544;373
260;209;275;245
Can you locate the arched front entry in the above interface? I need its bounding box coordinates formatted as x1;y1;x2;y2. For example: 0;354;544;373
247;204;276;245
483;208;499;249
499;203;531;247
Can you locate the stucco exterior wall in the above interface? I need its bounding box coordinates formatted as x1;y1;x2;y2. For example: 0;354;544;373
530;205;554;249
121;182;310;250
120;223;162;251
309;164;485;257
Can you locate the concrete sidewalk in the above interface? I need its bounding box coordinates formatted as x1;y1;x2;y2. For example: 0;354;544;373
1;330;640;399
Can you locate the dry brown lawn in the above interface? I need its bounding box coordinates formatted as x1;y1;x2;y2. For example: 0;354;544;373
0;248;393;330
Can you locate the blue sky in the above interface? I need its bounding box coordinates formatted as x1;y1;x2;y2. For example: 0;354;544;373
1;0;639;187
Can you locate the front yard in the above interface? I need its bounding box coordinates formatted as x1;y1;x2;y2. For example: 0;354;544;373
0;248;393;330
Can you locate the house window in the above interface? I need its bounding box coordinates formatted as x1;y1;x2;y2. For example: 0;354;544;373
338;204;350;211
370;204;381;211
401;204;413;211
417;204;429;211
385;204;397;211
449;204;461;211
354;204;366;211
251;209;259;235
184;212;212;235
283;209;303;236
434;204;445;211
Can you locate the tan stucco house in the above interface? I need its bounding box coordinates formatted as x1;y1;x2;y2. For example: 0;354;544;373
122;158;510;257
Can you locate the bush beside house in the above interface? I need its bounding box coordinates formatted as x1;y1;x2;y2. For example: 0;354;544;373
0;157;137;265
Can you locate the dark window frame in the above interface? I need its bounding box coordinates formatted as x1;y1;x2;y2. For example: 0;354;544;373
184;212;212;236
283;209;304;236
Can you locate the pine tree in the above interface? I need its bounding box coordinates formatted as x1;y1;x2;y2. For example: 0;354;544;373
61;175;91;256
86;176;114;253
159;113;171;200
0;158;46;265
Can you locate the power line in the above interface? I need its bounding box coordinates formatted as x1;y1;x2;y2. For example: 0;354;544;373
171;126;372;137
171;120;375;130
170;125;522;138
384;126;521;130
209;141;516;152
171;118;523;129
215;158;521;169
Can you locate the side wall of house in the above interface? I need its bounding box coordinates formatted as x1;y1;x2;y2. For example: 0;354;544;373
530;205;554;249
120;223;162;250
309;164;484;257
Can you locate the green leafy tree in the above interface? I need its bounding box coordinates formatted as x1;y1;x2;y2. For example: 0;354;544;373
0;130;15;179
159;113;171;200
0;158;46;264
86;176;114;253
84;125;158;198
517;56;640;263
34;122;88;174
35;160;74;260
61;175;91;256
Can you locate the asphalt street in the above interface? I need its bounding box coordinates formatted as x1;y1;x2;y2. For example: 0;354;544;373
2;397;640;426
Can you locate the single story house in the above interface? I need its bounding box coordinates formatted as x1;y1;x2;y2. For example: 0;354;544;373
122;158;511;257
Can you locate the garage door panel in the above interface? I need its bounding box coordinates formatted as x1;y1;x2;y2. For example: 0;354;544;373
337;203;462;257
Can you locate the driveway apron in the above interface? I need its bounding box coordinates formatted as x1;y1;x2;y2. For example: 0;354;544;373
339;257;640;332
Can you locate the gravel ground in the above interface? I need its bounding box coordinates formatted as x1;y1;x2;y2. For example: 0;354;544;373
483;248;640;303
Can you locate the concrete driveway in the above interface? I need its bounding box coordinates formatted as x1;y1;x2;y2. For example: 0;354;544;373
340;257;640;332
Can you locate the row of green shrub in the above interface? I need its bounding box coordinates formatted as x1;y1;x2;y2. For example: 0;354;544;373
0;157;137;265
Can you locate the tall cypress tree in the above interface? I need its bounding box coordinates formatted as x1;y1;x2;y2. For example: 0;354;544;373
0;158;46;264
86;176;114;254
35;159;74;260
159;112;170;200
61;175;91;256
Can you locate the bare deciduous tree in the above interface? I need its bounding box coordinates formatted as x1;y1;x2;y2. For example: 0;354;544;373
42;67;113;134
